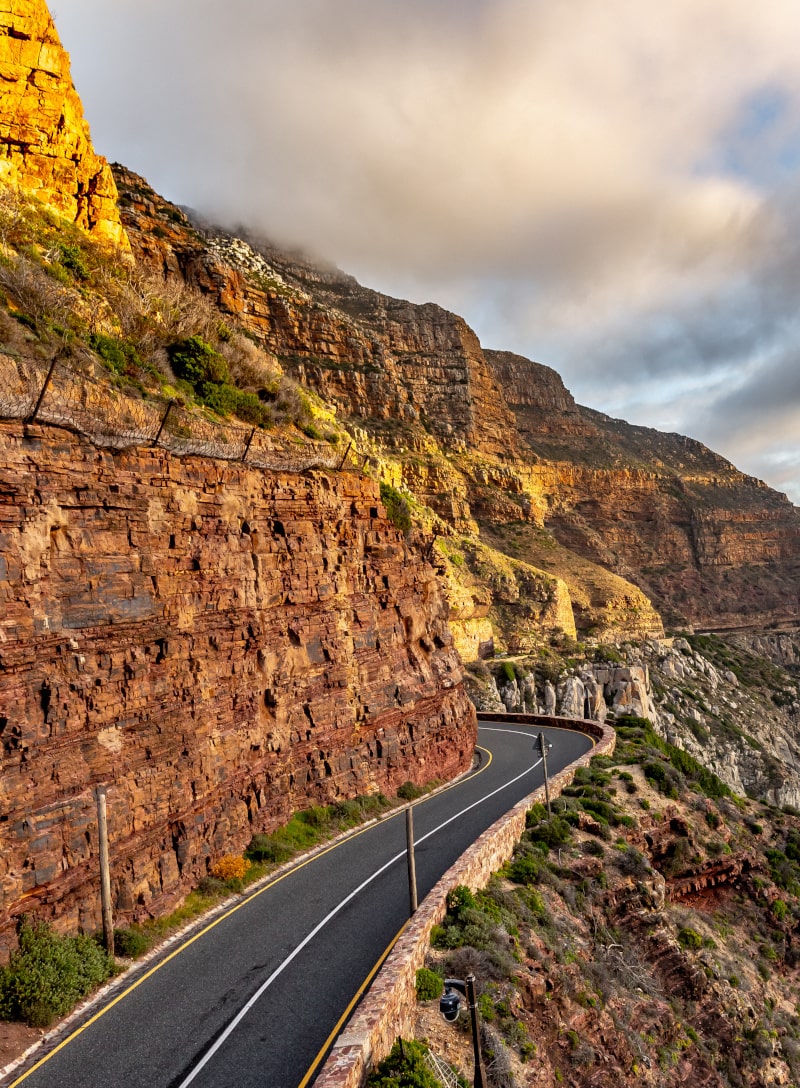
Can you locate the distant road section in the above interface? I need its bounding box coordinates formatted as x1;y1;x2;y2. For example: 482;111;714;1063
7;722;592;1088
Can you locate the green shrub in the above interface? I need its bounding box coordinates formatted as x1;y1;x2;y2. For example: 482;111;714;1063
230;388;271;426
397;781;424;802
366;1038;460;1087
112;928;150;959
507;852;542;886
0;918;113;1027
526;802;548;826
772;899;789;921
57;243;89;280
379;482;412;532
415;967;443;1001
527;816;572;852
89;333;143;376
244;833;292;865
446;885;476;919
199;380;240;416
642;760;680;800
168;335;229;386
678;927;703;951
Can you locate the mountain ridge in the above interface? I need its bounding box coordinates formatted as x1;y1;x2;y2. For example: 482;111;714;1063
106;164;799;641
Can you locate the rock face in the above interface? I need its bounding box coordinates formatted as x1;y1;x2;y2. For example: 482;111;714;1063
109;167;800;639
463;627;800;805
0;421;475;952
0;0;126;247
112;170;515;459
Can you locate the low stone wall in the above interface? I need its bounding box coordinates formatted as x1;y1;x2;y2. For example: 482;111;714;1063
314;713;615;1088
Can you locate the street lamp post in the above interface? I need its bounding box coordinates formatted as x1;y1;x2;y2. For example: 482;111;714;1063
536;731;553;816
440;974;487;1088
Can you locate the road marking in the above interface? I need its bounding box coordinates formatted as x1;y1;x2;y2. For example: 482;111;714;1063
175;744;529;1086
414;755;543;848
11;722;582;1087
291;724;594;1088
7;749;495;1087
295;922;407;1088
479;721;598;748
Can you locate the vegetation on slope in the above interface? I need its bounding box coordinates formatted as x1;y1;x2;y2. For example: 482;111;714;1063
0;186;339;440
414;721;800;1087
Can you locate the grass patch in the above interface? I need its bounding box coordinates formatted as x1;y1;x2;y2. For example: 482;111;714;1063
245;794;393;866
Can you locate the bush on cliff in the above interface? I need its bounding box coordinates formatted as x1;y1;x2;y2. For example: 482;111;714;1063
0;917;114;1027
366;1038;466;1088
167;335;274;428
379;481;412;533
415;967;443;1001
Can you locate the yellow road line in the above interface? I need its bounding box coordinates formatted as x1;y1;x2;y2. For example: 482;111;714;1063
8;744;494;1086
295;921;407;1088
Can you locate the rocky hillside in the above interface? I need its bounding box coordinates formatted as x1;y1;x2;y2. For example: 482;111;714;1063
105;167;800;646
467;631;800;807
0;0;126;247
0;0;477;954
413;723;800;1088
1;0;799;965
0;420;474;956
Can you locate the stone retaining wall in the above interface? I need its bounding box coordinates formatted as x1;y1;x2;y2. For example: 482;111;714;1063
314;713;615;1088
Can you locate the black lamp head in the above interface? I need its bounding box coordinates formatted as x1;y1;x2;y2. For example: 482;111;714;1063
439;987;461;1023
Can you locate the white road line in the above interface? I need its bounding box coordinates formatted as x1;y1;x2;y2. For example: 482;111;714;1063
414;754;543;848
177;739;545;1087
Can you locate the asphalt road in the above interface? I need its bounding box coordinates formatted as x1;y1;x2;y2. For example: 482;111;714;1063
6;721;593;1088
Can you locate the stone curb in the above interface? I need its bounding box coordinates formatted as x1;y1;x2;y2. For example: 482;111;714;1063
313;713;615;1088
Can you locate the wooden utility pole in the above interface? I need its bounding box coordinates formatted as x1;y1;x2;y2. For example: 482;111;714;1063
95;786;114;956
537;732;552;816
406;805;418;915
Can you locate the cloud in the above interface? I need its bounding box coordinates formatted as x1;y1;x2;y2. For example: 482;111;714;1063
55;0;800;503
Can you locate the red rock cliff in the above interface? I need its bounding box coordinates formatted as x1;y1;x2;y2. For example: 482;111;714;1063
108;169;800;635
0;421;475;951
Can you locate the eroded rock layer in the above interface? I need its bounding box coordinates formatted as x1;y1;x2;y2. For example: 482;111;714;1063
0;0;126;246
0;421;475;951
109;166;800;637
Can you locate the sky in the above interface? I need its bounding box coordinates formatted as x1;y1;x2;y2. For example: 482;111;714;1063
54;0;800;504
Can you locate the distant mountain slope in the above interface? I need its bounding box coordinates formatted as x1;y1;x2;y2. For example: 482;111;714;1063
110;166;800;639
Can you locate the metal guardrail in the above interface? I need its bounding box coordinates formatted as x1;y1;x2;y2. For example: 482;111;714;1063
0;349;367;474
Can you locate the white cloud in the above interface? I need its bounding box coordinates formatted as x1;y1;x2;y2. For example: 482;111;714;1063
55;0;800;503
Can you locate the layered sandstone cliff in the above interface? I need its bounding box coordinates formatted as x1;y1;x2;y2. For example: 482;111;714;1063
0;421;475;952
107;167;800;641
0;0;126;247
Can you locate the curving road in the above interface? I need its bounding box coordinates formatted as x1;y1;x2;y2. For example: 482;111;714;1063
5;721;592;1088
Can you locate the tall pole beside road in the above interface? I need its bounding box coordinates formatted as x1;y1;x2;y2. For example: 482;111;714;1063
537;731;552;816
95;786;114;956
406;805;418;914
